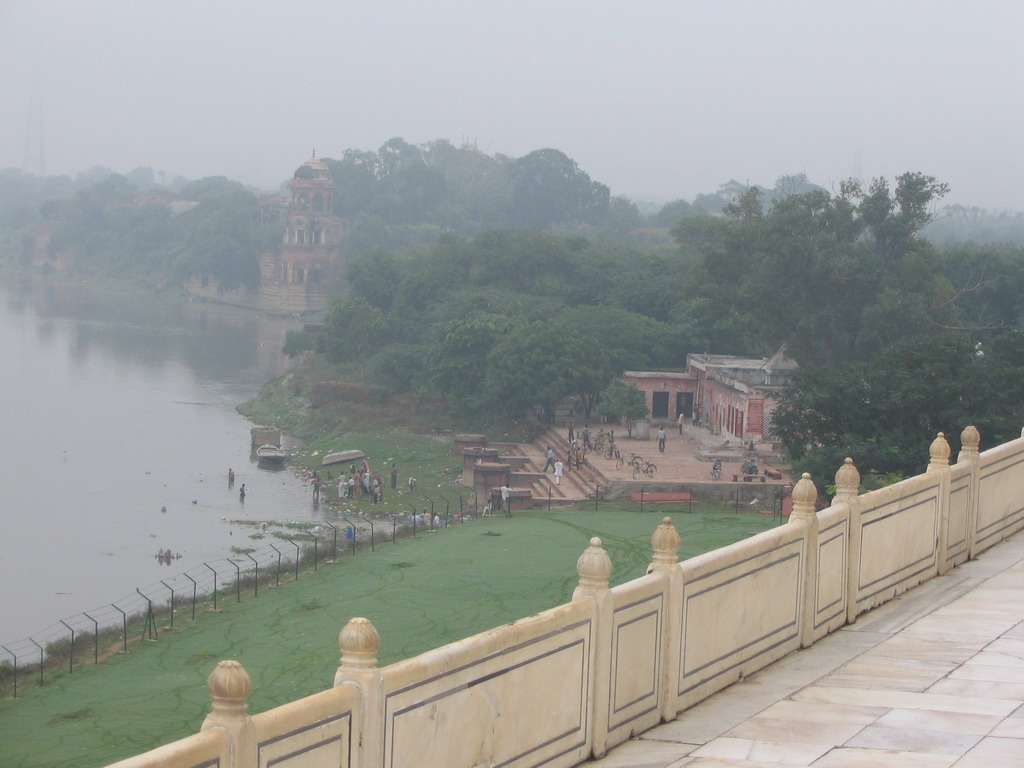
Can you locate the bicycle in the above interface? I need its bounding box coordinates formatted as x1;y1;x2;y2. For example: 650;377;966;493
632;459;657;479
711;458;722;480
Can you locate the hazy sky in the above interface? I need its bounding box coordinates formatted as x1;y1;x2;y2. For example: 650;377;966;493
2;1;1021;209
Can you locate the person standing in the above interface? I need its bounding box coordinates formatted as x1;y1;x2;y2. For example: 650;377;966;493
239;484;246;502
543;446;556;472
567;421;575;443
390;464;398;489
554;460;564;485
657;426;667;453
227;468;235;487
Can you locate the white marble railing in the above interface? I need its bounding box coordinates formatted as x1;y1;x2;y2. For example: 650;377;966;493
107;426;1024;768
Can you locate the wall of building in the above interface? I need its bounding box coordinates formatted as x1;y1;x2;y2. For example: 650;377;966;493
106;426;1023;768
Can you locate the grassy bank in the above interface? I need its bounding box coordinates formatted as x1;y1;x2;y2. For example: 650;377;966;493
0;501;783;768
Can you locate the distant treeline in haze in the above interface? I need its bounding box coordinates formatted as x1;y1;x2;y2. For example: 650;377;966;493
2;139;1024;483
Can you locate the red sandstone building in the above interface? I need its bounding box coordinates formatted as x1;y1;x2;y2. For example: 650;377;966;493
623;349;796;443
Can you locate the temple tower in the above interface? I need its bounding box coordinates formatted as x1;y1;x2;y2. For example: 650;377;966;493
260;152;344;313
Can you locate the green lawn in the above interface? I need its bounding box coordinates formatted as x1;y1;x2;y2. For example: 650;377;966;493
0;502;783;768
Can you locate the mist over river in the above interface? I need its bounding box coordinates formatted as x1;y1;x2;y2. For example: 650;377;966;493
0;275;315;643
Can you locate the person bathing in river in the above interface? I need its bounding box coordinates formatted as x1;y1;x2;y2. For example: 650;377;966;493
227;468;235;487
239;484;246;502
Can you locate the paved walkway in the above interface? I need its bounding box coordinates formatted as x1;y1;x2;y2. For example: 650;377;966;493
523;421;794;502
588;530;1024;767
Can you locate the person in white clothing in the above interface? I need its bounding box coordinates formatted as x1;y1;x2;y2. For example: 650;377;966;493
554;460;564;485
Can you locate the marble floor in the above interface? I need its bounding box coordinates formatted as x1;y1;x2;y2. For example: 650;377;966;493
586;532;1024;767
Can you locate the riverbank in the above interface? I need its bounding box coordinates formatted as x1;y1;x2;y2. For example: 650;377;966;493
0;501;782;768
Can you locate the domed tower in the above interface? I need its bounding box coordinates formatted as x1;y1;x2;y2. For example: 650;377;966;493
262;152;344;313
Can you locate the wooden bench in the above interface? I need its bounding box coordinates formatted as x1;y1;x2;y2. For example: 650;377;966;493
629;491;695;502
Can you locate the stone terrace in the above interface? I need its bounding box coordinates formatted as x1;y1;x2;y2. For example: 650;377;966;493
587;529;1024;768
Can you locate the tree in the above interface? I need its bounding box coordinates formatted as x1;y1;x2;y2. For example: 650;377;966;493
771;334;978;482
596;379;648;437
482;320;612;421
508;149;609;229
323;296;390;363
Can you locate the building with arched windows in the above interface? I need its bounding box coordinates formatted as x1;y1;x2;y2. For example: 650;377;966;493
186;152;346;314
257;153;345;313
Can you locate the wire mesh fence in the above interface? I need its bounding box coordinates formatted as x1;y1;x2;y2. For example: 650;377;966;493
0;500;481;697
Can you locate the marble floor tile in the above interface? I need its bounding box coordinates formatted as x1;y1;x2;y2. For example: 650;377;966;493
990;718;1024;738
871;707;1001;735
753;699;888;726
967;649;1024;669
950;755;1023;768
951;662;1024;683
904;616;1016;639
725;715;868;745
585;739;696;768
792;684;1020;716
1004;621;1024;640
820;656;957;692
844;725;981;753
926;676;1024;701
868;636;982;664
959;735;1024;757
985;637;1024;656
692;736;832;765
810;747;957;767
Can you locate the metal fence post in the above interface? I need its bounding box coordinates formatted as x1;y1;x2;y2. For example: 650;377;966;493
288;540;300;580
29;638;43;687
183;573;198;621
269;544;283;587
160;580;175;628
59;620;75;674
111;603;128;651
244;553;259;598
1;645;17;697
82;612;99;664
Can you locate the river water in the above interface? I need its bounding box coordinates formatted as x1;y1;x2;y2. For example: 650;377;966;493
0;276;315;645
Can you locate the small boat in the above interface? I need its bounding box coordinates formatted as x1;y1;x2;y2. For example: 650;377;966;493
322;449;366;467
256;444;287;463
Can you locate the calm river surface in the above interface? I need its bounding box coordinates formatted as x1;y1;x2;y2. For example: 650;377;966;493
0;276;314;644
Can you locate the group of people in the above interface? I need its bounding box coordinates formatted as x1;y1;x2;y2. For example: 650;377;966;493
338;460;388;503
542;427;591;485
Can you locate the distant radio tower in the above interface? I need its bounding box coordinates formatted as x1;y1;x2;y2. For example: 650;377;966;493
22;85;46;177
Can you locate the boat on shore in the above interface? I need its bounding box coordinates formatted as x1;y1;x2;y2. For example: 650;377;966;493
322;449;366;467
256;444;287;463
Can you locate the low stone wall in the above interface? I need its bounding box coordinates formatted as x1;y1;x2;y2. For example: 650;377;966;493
106;426;1024;768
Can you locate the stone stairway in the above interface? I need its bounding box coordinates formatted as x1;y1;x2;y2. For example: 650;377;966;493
522;425;608;502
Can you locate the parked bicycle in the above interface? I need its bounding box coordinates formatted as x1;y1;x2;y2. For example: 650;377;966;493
632;458;657;479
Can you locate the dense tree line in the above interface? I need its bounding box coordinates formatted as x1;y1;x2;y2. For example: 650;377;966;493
5;144;1024;483
300;171;1024;484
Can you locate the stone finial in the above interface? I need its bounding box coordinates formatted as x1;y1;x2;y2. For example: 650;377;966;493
834;458;860;502
339;617;380;669
928;432;951;471
959;425;981;464
651;517;681;570
789;473;818;520
576;537;612;591
206;660;252;718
